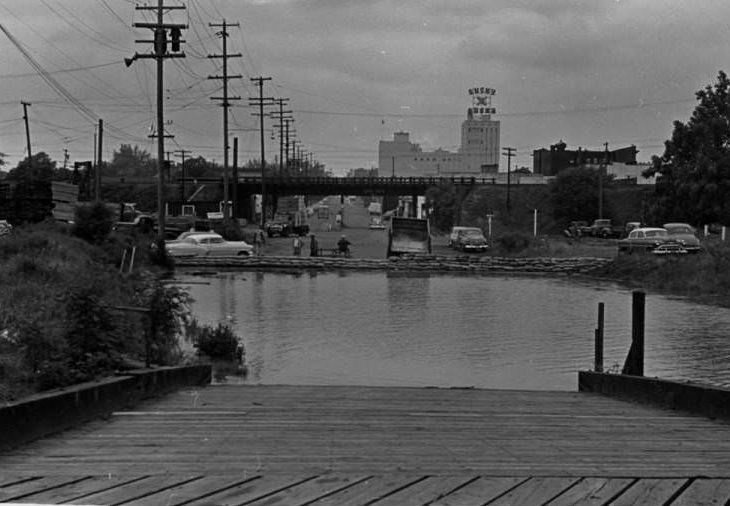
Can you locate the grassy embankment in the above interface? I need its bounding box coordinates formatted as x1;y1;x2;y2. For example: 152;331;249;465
0;221;195;402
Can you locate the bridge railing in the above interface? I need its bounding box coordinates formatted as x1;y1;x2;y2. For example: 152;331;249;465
230;176;498;186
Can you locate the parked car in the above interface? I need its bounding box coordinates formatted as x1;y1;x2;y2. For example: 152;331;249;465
662;223;701;252
450;227;489;252
588;219;623;238
565;220;590;237
165;233;254;257
265;221;290;237
617;227;679;254
169;230;214;242
448;226;474;247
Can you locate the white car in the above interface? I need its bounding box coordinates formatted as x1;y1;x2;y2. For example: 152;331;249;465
165;233;254;258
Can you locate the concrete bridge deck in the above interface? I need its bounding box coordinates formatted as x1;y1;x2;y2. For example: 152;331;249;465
2;384;730;505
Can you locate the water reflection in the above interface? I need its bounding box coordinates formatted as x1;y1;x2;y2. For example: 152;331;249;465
177;270;730;391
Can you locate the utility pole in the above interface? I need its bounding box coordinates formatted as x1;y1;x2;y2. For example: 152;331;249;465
599;141;609;219
21;101;31;161
249;76;274;228
174;149;191;200
271;98;291;175
95;118;103;201
232;137;238;218
127;0;186;243
502;147;515;212
209;20;241;220
284;118;293;171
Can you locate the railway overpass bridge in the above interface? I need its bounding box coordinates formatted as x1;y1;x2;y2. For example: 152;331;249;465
102;175;498;222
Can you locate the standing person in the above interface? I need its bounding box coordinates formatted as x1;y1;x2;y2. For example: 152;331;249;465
309;234;319;257
293;235;302;256
253;229;265;255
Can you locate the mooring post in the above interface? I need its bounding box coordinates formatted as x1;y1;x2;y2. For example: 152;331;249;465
631;290;645;376
622;290;646;375
594;302;604;372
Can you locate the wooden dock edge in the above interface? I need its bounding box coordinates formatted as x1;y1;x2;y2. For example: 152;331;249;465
0;365;211;452
579;370;730;422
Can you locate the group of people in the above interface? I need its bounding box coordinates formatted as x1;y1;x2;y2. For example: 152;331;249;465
291;233;351;257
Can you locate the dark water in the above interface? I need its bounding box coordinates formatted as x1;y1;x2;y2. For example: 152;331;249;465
176;270;730;391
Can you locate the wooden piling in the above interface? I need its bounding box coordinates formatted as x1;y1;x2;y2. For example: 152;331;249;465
594;302;604;372
622;290;645;376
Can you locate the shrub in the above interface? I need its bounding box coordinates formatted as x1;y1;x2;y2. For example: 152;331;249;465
192;322;243;362
494;232;533;254
73;202;114;244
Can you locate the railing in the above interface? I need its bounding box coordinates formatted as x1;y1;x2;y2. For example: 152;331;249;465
178;176;498;186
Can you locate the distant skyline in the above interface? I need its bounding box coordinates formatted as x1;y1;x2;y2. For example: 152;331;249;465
1;0;729;174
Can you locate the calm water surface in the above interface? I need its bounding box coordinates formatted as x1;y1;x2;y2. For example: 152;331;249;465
177;270;730;391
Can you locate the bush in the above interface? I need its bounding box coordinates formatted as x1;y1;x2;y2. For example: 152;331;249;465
72;202;114;244
191;322;243;362
494;232;533;254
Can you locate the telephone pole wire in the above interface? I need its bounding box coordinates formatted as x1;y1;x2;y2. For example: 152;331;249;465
127;0;186;242
502;147;516;212
249;76;274;228
209;20;241;220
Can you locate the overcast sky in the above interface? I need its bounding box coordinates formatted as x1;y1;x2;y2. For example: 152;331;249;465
1;0;729;174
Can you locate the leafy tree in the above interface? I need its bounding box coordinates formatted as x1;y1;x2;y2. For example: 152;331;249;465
425;184;457;231
108;144;156;177
6;152;57;182
549;166;604;223
183;156;220;179
646;70;730;226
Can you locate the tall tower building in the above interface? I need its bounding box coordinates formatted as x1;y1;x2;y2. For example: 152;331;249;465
460;87;500;174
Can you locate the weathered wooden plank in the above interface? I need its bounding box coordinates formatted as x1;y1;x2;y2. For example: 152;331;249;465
3;385;730;478
609;478;688;506
368;476;475;506
430;477;528;506
0;476;89;502
547;477;635;505
118;475;259;506
672;479;730;505
14;475;146;504
242;474;370;506
487;477;580;506
0;477;41;488
73;475;202;505
183;475;315;506
305;475;426;506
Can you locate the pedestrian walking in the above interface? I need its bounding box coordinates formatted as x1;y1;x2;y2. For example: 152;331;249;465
293;235;302;256
309;234;319;257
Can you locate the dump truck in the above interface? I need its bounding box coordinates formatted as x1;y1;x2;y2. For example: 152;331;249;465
386;217;431;257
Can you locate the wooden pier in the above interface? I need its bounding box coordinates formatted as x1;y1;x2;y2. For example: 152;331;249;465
2;384;730;505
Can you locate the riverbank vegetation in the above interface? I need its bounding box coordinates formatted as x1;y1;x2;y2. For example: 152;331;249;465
0;208;243;402
591;239;730;306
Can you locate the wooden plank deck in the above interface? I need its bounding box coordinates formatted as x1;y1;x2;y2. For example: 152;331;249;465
2;384;730;504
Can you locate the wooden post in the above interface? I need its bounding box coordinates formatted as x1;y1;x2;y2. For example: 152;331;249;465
622;290;645;376
631;290;645;376
594;302;604;372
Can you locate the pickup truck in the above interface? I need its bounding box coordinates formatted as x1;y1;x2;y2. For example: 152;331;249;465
588;219;623;238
